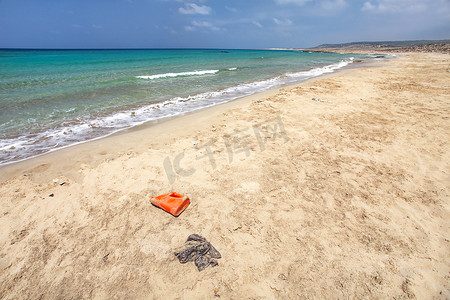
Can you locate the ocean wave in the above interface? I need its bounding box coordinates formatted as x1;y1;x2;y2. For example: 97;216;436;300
136;69;219;80
286;58;353;78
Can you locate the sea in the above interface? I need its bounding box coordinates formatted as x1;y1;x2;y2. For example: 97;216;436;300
0;49;378;166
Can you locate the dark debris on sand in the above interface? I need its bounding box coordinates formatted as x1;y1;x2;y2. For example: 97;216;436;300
174;234;222;271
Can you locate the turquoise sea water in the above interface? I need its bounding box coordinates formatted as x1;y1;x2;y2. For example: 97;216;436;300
0;49;371;165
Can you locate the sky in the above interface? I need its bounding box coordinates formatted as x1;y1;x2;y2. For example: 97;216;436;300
0;0;449;49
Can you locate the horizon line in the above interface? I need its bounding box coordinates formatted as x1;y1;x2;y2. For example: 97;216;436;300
0;47;299;51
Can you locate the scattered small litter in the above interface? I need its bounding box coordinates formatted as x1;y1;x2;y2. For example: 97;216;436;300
151;192;190;217
174;234;221;271
102;253;110;262
214;286;220;297
312;97;331;103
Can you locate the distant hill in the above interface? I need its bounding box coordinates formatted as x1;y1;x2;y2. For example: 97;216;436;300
315;40;450;48
309;40;450;53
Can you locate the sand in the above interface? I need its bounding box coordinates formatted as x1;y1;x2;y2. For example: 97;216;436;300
0;53;449;299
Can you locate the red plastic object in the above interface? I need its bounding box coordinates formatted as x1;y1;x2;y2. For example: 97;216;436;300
151;192;190;217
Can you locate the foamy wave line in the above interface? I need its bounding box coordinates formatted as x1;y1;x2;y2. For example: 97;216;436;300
137;69;219;80
0;59;353;166
286;58;353;78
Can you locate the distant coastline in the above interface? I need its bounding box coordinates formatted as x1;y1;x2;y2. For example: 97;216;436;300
267;40;450;54
298;39;450;54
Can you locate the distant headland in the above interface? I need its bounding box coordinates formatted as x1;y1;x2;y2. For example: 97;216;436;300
299;39;450;53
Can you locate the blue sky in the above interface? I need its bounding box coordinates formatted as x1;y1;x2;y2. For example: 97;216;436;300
0;0;449;49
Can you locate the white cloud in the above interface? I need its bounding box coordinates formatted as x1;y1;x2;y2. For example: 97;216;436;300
275;0;347;14
361;0;431;13
273;18;293;26
362;2;376;11
275;0;312;5
179;3;212;15
188;20;220;31
225;6;238;13
253;21;263;28
320;0;347;10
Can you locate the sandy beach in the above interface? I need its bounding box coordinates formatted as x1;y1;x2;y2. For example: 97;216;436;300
0;53;449;299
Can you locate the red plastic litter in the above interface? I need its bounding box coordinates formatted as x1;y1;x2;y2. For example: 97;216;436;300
151;192;190;217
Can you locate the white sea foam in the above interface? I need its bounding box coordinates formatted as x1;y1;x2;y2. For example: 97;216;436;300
286;59;352;78
0;59;354;166
137;69;219;80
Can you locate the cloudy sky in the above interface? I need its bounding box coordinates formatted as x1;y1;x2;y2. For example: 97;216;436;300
0;0;449;49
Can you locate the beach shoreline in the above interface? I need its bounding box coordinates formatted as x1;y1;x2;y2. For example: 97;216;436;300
0;49;360;167
0;59;368;183
0;52;448;299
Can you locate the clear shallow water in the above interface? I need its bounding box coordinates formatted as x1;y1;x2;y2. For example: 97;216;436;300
0;49;368;165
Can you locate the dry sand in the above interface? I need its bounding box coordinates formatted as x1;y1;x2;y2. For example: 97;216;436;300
0;53;449;299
